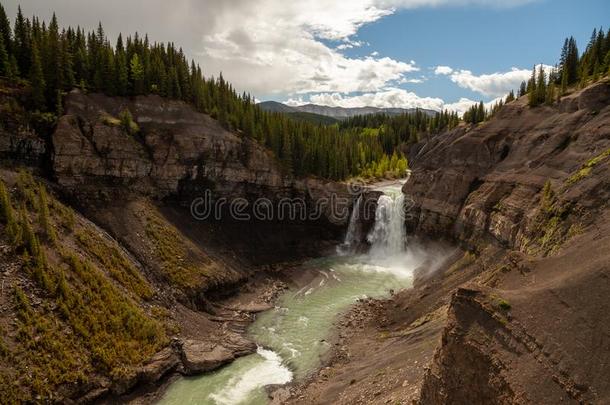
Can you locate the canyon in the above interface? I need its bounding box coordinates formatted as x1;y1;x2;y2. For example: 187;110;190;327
0;77;609;404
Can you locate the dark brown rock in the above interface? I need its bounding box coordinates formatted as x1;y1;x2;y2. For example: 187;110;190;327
137;347;181;383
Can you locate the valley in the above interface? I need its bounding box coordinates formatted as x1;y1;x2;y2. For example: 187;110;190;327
0;2;609;404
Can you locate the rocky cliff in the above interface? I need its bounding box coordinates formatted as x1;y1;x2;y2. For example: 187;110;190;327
52;91;289;200
405;81;610;252
408;81;610;404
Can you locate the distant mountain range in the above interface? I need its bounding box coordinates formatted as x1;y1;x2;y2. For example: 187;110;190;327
258;101;437;121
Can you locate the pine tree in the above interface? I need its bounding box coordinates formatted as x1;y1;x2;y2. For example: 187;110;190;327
37;183;57;243
477;101;485;121
115;34;129;96
44;13;63;105
6;54;18;79
559;37;569;76
565;37;579;84
0;180;14;224
560;65;568;94
528;66;538;107
536;66;546;105
281;131;293;174
545;82;555;105
0;180;19;244
13;6;30;76
29;40;46;110
519;81;527;97
19;204;39;258
60;34;75;89
130;53;144;95
0;3;11;55
0;32;7;76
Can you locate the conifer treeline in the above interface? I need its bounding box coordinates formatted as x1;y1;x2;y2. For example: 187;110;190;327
339;109;460;152
466;28;610;122
520;27;610;107
0;3;418;180
1;2;608;180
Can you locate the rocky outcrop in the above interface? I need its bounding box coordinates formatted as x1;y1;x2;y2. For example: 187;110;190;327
404;81;610;251
137;347;182;384
419;222;610;404
180;334;257;375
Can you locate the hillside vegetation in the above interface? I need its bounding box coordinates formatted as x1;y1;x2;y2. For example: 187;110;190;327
0;171;169;401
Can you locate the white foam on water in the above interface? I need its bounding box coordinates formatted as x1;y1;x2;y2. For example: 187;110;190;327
337;249;423;281
282;342;300;359
209;347;293;405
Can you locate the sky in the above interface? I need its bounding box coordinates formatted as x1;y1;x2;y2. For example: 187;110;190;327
4;0;609;113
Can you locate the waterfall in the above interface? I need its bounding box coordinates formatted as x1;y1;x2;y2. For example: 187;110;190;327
367;192;406;257
337;195;362;255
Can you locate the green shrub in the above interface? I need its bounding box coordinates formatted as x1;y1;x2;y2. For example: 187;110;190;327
37;183;57;244
101;114;121;126
118;108;139;135
565;148;610;186
496;298;511;311
0;180;20;244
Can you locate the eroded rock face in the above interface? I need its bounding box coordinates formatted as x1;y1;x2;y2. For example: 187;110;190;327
52;91;287;200
51;91;354;230
404;81;610;250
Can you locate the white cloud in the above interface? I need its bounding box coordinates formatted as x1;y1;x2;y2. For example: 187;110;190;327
192;1;425;95
307;88;445;110
434;65;454;75
398;77;425;83
285;88;505;115
443;96;504;114
380;0;536;9
446;64;554;97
